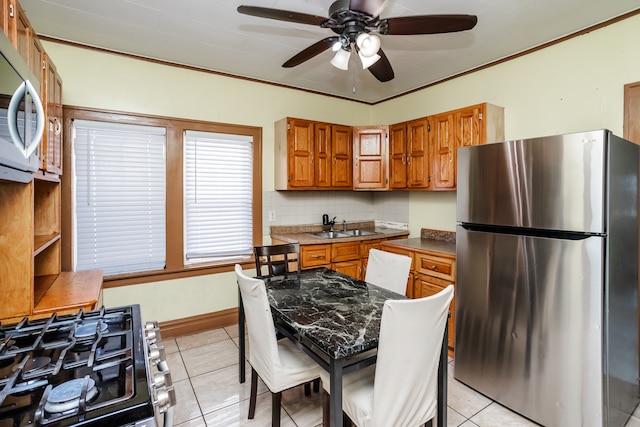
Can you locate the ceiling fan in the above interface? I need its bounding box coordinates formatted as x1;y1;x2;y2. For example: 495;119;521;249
237;0;478;82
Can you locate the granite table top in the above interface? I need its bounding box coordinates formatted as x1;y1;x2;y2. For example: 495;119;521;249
264;267;406;359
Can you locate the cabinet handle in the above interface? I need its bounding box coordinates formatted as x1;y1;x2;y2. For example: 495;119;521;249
311;255;322;259
54;118;61;136
9;4;14;18
406;155;410;164
430;265;437;270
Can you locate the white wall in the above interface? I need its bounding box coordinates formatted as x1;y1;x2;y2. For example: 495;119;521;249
42;13;640;321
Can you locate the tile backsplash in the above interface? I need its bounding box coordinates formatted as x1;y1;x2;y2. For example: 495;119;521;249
262;191;409;236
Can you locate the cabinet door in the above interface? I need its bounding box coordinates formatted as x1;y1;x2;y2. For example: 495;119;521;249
331;124;352;188
389;122;407;189
333;259;361;279
0;0;5;35
414;274;455;351
14;1;28;62
456;104;484;148
353;126;388;190
315;122;332;188
288;119;315;188
29;32;43;80
430;113;456;190
43;57;63;175
406;118;430;189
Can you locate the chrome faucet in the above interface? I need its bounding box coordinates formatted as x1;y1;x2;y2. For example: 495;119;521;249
328;216;336;231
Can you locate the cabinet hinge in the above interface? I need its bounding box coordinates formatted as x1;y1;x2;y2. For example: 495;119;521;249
287;124;291;130
427;124;431;132
479;113;483;120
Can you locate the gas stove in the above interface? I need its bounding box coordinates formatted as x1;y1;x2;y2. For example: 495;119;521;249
0;305;175;427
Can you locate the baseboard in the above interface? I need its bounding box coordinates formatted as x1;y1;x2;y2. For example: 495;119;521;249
158;308;238;339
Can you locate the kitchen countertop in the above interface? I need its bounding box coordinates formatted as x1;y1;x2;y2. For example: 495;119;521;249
381;237;456;258
271;221;409;245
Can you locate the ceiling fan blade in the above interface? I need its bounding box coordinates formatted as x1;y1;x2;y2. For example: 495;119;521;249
283;37;340;68
348;0;386;17
367;49;394;82
380;14;478;35
237;5;328;26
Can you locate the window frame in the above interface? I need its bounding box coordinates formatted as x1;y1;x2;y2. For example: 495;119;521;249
62;106;262;287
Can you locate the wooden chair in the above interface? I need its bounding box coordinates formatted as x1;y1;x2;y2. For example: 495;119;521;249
320;285;454;427
365;248;412;295
235;264;321;427
254;243;300;278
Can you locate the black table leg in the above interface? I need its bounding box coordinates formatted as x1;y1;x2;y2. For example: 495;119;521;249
437;321;448;427
329;357;344;427
238;287;246;383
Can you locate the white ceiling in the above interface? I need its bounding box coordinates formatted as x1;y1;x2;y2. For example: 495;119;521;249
19;0;640;104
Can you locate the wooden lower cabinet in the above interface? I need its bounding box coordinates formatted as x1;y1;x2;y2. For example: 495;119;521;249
300;244;331;269
333;260;361;278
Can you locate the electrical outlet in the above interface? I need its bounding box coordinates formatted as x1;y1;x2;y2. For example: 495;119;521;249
268;210;276;221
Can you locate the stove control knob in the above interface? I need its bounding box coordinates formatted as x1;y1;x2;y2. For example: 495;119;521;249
148;344;166;365
153;370;173;388
145;321;162;343
156;386;177;413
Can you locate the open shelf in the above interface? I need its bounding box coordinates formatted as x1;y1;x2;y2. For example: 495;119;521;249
34;233;61;256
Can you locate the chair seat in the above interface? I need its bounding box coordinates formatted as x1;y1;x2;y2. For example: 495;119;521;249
320;365;376;427
261;338;320;393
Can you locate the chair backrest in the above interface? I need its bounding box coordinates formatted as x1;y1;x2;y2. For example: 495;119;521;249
365;248;412;295
235;264;282;384
254;243;300;278
372;285;454;426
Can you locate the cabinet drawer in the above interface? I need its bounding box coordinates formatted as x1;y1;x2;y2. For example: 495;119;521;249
301;244;331;268
416;253;455;281
331;241;360;262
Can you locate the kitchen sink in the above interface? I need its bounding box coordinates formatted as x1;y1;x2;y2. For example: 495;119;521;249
341;229;378;236
310;229;378;238
311;231;350;238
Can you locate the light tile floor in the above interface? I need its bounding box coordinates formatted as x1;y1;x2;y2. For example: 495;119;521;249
160;325;640;427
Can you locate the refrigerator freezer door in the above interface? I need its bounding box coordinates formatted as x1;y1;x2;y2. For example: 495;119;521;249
457;130;607;233
454;226;605;426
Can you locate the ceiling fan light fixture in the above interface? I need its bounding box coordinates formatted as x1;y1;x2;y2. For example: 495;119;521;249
358;51;381;69
356;33;381;58
330;48;351;70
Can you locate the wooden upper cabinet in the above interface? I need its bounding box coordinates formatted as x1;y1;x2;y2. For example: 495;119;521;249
290;119;315;188
42;55;63;175
353;125;388;190
331;124;352;188
275;118;353;190
430;112;456;190
14;0;29;62
389;122;408;189
315;122;332;188
29;31;43;80
1;0;7;37
407;118;431;189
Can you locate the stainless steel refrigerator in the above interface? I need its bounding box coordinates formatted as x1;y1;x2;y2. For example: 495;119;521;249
455;129;639;427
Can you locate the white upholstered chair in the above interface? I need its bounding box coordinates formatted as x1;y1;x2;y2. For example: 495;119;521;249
320;285;454;427
234;264;321;427
365;248;412;295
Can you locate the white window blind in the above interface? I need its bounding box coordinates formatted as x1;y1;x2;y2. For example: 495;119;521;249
72;120;166;275
184;130;253;262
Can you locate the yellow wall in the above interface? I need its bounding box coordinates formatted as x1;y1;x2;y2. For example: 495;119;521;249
42;13;640;322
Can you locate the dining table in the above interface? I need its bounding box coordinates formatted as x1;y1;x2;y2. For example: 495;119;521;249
237;267;448;427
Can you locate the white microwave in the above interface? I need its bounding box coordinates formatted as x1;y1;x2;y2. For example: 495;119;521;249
0;31;44;183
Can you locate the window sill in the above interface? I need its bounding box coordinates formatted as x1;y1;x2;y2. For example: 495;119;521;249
102;255;255;288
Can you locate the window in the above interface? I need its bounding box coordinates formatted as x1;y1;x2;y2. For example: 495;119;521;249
72;120;166;275
184;131;254;263
63;107;262;285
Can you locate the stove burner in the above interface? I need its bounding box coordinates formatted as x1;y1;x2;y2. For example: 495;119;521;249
44;378;98;414
74;322;108;339
20;356;51;374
